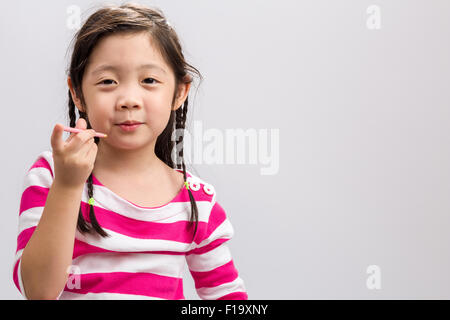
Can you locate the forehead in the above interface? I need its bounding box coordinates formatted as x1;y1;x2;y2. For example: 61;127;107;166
85;32;170;75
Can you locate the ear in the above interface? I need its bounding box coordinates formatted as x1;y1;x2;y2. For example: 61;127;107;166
172;75;192;111
67;77;85;113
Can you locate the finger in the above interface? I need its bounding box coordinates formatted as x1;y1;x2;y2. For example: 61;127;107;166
65;129;98;152
66;118;88;144
76;118;87;130
50;123;64;152
84;140;98;160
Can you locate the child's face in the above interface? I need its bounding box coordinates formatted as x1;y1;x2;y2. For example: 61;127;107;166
69;31;189;150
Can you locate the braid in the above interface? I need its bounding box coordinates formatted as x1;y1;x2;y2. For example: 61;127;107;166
68;90;109;237
175;97;199;241
68;91;77;128
87;174;108;237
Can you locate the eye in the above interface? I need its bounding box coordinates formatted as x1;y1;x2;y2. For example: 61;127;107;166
143;78;157;85
98;79;116;85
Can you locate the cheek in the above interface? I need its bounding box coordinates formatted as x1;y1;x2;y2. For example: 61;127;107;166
89;111;111;132
85;96;113;128
144;95;173;124
144;106;172;132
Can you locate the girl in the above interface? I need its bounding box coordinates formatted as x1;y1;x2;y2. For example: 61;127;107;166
12;3;248;300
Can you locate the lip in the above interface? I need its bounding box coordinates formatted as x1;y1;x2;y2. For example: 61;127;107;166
117;120;144;125
116;123;143;132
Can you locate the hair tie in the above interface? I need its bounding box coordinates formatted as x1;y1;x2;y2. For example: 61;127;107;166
184;181;189;190
88;197;95;206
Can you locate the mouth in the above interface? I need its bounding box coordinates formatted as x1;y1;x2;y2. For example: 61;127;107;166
116;121;144;132
116;120;144;125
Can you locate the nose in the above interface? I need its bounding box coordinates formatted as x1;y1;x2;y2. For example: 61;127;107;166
116;87;142;111
117;100;141;110
120;103;140;110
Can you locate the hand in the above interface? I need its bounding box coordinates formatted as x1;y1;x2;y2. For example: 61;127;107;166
50;118;99;188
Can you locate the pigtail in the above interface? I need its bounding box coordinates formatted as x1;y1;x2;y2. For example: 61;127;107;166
68;90;109;237
86;173;109;237
175;97;199;241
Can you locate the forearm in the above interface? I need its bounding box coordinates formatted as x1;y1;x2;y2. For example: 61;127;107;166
20;179;84;300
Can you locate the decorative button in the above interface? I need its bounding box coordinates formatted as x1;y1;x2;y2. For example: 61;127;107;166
203;183;214;195
187;177;201;191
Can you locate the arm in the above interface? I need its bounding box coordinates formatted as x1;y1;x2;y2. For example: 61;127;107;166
185;201;248;300
20;179;84;300
14;121;99;299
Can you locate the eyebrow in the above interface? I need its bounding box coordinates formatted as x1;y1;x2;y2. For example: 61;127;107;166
91;63;167;76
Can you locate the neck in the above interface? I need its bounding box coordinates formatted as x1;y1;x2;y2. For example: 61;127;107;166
94;139;165;178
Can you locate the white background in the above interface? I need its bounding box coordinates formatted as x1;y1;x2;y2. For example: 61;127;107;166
1;0;449;299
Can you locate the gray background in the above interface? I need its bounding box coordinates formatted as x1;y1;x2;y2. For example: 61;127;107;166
1;0;449;299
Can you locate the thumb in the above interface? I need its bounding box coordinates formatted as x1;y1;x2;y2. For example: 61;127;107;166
76;117;87;130
65;118;87;144
51;123;64;152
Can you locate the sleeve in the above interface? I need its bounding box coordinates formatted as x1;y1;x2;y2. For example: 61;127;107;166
185;197;248;300
12;152;64;300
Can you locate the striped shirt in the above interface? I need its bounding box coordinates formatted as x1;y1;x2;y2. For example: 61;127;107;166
13;151;248;300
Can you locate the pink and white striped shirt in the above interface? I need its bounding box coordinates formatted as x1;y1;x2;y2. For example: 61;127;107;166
13;151;248;300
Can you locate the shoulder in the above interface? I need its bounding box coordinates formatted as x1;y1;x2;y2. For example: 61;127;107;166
24;150;54;181
182;170;231;227
182;169;218;203
181;171;233;245
22;151;54;191
27;150;54;171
